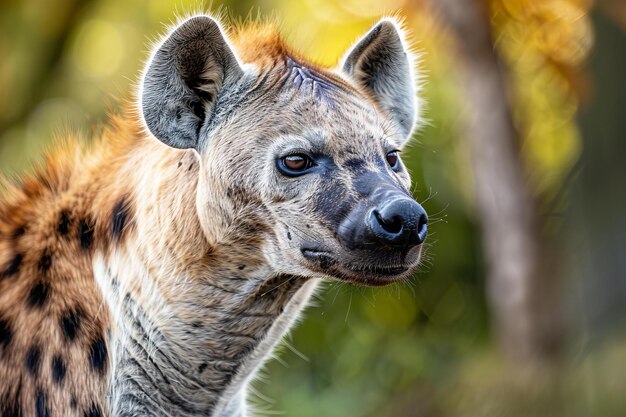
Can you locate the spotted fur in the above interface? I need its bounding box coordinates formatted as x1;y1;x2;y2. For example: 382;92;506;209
0;14;423;417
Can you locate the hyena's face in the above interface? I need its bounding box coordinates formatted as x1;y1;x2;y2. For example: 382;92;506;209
253;95;426;286
141;16;427;286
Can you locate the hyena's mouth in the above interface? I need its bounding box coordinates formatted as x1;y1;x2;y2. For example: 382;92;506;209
300;246;415;286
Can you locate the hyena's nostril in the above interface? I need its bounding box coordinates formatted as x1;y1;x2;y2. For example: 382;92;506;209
374;210;403;234
368;198;428;248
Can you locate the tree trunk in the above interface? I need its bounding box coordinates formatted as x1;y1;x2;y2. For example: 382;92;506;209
431;0;563;363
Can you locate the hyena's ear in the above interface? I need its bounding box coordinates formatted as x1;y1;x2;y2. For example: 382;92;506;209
342;19;418;143
141;16;243;149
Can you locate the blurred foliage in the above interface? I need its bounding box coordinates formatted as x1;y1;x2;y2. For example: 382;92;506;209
0;0;621;416
489;0;592;195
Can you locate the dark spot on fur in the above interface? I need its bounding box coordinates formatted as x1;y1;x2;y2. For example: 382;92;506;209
78;218;94;250
38;251;52;273
122;292;132;304
12;226;25;240
84;403;102;417
306;224;311;228
58;210;71;235
28;281;50;308
177;161;182;168
0;254;23;280
191;321;203;328
197;362;208;373
70;396;78;409
188;163;194;171
89;336;107;373
287;230;292;240
319;254;333;270
26;345;41;376
111;197;132;239
60;308;82;342
1;402;22;417
35;390;50;417
52;355;67;384
0;318;12;352
238;264;245;270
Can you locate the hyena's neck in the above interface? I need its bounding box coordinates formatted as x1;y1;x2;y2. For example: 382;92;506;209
92;135;317;416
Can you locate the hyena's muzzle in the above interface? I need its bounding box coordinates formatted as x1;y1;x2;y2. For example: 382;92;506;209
303;171;428;286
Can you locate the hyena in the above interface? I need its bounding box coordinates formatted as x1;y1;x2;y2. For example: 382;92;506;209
0;14;427;417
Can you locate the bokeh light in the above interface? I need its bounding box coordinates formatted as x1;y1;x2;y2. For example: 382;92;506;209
73;19;125;78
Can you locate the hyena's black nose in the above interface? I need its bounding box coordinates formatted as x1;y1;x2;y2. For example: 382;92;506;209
367;198;428;248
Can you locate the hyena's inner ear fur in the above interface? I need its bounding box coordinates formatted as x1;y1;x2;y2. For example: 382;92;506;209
342;19;418;144
141;16;243;150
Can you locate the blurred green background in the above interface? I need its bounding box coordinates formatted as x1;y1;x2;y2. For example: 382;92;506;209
1;0;625;416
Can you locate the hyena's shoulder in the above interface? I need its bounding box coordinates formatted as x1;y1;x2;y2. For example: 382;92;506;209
0;112;145;417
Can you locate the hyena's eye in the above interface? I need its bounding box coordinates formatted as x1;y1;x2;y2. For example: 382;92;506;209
386;151;400;171
278;154;315;176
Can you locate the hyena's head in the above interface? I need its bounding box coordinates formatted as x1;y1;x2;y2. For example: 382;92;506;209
140;15;427;286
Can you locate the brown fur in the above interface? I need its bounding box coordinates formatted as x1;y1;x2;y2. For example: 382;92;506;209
1;113;137;415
